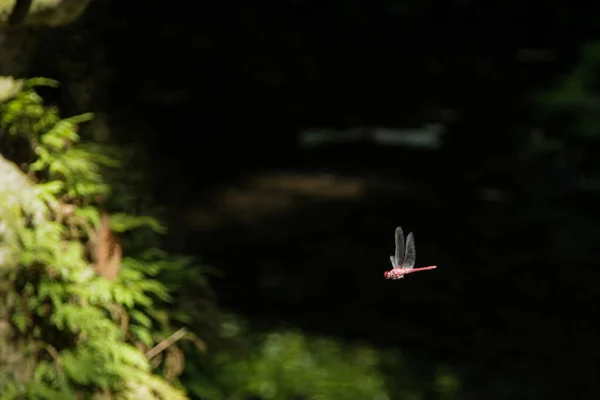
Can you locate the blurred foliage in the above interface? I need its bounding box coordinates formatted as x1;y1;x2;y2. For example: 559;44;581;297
193;330;389;400
531;42;600;163
183;324;463;400
0;78;194;399
536;42;600;137
0;0;90;27
524;40;600;253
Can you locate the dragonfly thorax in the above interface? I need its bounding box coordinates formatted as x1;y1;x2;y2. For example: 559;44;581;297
384;268;406;280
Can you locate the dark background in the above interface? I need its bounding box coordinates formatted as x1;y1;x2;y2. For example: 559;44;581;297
31;1;600;398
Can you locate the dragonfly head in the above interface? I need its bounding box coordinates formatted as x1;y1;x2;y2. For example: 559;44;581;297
383;271;390;279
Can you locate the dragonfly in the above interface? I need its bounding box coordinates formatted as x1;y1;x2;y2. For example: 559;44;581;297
384;226;437;280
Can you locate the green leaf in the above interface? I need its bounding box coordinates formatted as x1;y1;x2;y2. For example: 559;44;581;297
12;312;28;332
24;77;59;89
35;180;64;196
130;309;153;328
130;325;154;347
109;213;167;234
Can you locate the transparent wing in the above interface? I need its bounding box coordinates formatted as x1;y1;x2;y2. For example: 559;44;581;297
394;226;405;269
401;232;416;270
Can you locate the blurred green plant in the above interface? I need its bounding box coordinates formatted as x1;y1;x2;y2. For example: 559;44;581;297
0;0;90;28
536;42;600;139
0;77;199;399
185;328;389;400
525;41;600;254
180;322;466;400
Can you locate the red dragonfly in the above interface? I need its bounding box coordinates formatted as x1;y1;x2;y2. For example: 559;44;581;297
384;226;437;280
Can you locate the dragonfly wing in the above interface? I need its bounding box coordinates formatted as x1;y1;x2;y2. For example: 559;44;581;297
401;232;416;270
394;226;405;268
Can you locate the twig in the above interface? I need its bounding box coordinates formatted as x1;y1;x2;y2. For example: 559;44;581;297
146;327;188;360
